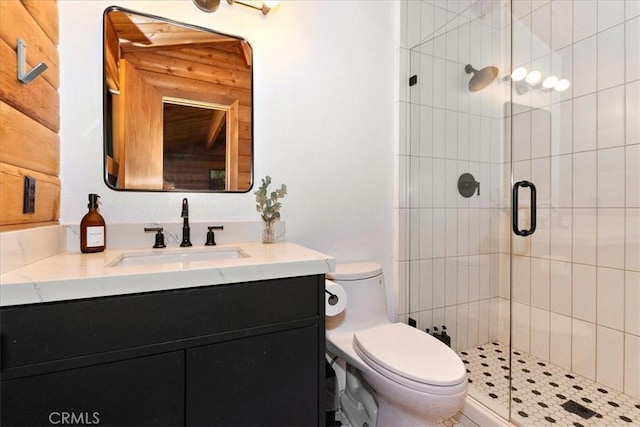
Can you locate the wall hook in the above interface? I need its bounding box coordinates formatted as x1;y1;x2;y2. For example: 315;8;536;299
17;38;48;84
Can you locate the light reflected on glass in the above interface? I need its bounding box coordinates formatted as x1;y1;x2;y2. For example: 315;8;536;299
554;79;571;92
511;67;528;82
525;70;542;85
542;75;559;89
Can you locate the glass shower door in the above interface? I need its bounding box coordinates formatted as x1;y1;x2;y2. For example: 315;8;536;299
508;1;640;425
406;0;513;422
407;0;639;424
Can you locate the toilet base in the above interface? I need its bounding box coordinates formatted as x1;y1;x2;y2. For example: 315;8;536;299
340;363;467;427
371;378;468;427
341;365;377;427
376;398;449;427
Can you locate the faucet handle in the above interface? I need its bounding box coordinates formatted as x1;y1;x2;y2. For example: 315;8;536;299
205;226;224;246
144;227;166;249
181;198;189;218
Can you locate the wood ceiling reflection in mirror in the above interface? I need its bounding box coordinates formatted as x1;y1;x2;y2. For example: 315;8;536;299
104;8;252;191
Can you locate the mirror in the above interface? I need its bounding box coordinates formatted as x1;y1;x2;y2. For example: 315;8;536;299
103;7;253;192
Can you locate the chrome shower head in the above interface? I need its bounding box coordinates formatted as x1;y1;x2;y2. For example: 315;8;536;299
465;64;499;92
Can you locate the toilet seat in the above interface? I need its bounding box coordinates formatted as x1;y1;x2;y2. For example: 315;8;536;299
353;323;467;394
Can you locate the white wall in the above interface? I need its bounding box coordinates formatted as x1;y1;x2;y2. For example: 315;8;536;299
59;1;397;293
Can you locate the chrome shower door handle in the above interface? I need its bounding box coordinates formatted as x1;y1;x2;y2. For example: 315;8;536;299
512;180;537;237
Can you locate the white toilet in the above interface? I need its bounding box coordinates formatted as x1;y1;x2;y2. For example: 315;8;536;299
326;262;468;426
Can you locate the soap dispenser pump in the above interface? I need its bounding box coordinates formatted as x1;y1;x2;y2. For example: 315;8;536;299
80;194;106;253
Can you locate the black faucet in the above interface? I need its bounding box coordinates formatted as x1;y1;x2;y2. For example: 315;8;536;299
180;198;192;247
205;225;224;246
144;227;166;249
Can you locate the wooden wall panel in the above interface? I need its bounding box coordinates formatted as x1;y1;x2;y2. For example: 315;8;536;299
238;172;251;190
0;1;59;229
159;47;249;72
0;163;60;225
21;0;59;46
111;93;121;162
119;60;164;190
139;70;252;106
225;101;239;191
238;138;251;190
0;101;59;175
0;0;59;89
104;14;120;92
0;38;59;133
126;50;251;89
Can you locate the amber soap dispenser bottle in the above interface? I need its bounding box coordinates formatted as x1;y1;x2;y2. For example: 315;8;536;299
80;194;106;253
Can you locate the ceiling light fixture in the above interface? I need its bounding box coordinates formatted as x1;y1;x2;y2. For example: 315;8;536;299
227;0;280;15
193;0;221;13
193;0;279;15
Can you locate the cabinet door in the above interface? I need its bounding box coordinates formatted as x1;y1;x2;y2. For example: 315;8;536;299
1;351;184;426
186;326;319;426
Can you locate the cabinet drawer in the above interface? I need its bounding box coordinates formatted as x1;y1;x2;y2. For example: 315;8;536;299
1;275;321;369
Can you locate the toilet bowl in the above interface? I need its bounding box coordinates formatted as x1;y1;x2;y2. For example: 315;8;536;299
326;263;468;426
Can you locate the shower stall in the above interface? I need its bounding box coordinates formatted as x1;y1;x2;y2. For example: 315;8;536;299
402;0;639;424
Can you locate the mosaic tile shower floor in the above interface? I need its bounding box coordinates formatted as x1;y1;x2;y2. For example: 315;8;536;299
459;342;640;426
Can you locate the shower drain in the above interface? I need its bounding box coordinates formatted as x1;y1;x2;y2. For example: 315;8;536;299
561;400;599;419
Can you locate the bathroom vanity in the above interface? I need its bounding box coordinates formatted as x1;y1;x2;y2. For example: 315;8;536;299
0;242;333;426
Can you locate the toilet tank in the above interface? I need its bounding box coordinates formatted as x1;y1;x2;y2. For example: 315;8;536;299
326;262;390;333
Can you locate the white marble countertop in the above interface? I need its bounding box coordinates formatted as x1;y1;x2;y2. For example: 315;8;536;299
0;242;335;307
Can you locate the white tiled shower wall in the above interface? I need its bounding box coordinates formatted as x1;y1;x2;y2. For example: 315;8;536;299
396;0;512;353
509;0;640;399
395;0;640;400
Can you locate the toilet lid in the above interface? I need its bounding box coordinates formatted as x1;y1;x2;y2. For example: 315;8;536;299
326;262;382;281
353;323;466;387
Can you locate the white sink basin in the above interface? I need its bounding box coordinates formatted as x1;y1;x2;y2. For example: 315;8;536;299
107;247;248;267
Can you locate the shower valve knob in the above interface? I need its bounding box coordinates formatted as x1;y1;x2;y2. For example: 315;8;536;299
458;173;480;198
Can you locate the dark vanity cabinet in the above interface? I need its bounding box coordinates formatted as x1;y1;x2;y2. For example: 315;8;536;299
1;352;185;426
0;276;326;426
